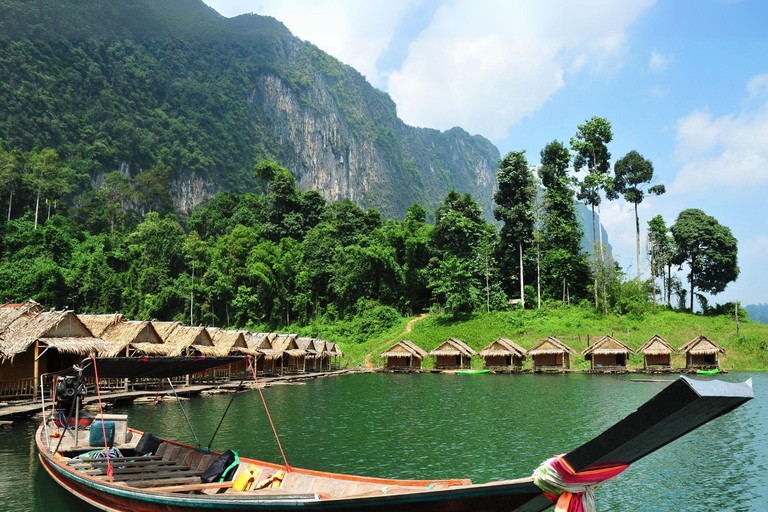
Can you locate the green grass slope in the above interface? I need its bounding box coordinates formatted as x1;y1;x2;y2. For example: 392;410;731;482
332;307;768;371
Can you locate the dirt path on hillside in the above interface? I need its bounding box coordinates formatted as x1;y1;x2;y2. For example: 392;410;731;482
364;314;428;367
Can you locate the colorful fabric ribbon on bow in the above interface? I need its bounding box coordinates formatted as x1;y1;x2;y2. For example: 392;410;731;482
532;454;629;512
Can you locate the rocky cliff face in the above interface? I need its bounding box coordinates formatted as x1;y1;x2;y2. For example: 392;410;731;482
0;0;499;220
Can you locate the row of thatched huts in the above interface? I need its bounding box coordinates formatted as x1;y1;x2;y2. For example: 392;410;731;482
0;301;343;399
380;334;726;372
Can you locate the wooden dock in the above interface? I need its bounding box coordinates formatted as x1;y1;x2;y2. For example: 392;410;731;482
0;369;357;422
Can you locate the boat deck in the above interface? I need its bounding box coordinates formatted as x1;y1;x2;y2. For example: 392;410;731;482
41;425;471;499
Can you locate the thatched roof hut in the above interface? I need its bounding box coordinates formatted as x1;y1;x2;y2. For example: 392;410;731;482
478;337;527;370
638;334;677;368
79;315;167;357
0;310;110;397
528;336;576;370
273;334;306;372
296;337;318;359
679;335;725;369
163;325;217;356
380;339;428;369
429;337;476;369
583;335;634;371
244;332;278;373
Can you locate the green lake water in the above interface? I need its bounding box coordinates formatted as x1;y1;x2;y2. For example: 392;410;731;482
0;372;765;511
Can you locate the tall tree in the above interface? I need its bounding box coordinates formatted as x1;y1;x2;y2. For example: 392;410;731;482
670;209;739;312
570;117;613;308
0;143;21;222
612;150;665;285
494;151;536;305
647;214;673;307
23;147;73;229
135;162;174;214
539;140;591;302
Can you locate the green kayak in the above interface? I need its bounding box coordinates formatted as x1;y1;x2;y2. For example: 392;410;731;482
696;369;720;375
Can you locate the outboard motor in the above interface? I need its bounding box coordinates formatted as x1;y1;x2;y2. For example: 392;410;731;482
54;376;90;428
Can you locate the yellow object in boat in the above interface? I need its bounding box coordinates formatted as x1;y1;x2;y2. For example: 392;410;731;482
255;469;287;490
233;464;261;491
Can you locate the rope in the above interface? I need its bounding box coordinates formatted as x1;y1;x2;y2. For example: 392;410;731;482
143;380;164;433
532;454;629;512
247;356;291;472
91;356;113;483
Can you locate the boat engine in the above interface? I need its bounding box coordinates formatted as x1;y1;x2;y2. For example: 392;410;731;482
54;376;88;428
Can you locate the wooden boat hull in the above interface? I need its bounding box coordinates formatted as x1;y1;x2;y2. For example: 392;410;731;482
38;446;546;512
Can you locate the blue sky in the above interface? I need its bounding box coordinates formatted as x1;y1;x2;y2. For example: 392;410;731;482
202;0;768;306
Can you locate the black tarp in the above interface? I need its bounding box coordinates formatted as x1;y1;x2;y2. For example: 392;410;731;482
76;356;248;379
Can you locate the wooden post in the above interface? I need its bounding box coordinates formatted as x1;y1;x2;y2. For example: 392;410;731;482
735;300;740;336
33;340;40;401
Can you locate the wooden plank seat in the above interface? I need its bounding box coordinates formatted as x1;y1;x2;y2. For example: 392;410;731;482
69;459;177;469
83;464;197;476
66;455;163;466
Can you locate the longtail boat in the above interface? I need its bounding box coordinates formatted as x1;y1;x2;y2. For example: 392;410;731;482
37;357;753;512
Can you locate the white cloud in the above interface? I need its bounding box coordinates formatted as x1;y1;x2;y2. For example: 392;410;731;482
648;49;671;72
670;78;768;194
746;73;768;101
205;0;416;87
387;0;655;140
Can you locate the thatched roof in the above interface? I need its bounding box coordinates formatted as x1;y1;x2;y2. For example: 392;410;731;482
380;339;428;359
164;326;216;356
0;300;44;333
679;335;725;355
327;342;343;357
312;339;328;356
79;314;124;337
97;319;166;357
582;335;634;356
429;337;476;358
638;334;677;356
296;337;319;358
273;335;306;358
206;328;249;356
244;332;278;360
151;321;183;341
478;337;527;358
0;310;109;360
528;336;577;356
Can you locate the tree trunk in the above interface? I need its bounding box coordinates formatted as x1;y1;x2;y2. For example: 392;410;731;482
7;188;12;222
47;198;51;221
34;188;40;230
690;266;694;313
591;205;598;308
634;202;641;289
519;242;525;307
485;250;490;313
190;260;194;325
562;277;566;305
667;264;672;306
735;300;740;335
536;247;541;309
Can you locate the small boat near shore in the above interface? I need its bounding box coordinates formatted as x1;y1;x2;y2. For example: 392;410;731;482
37;356;753;512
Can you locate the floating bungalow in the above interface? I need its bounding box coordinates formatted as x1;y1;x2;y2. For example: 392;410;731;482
478;338;527;371
429;338;476;369
380;339;428;370
327;342;343;370
206;328;254;379
273;334;306;373
679;335;725;370
583;335;634;372
528;336;576;371
312;339;330;371
296;337;319;371
79;314;167;358
0;309;110;398
247;333;279;374
637;334;677;370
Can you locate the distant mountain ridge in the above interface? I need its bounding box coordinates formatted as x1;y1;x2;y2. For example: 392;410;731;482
0;0;498;219
744;304;768;324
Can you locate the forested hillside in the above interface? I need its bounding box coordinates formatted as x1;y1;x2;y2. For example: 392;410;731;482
0;0;499;219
